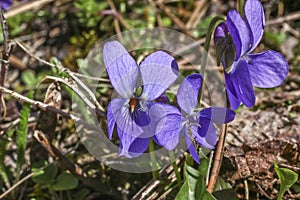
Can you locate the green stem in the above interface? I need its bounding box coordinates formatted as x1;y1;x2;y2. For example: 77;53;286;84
169;151;182;186
198;16;230;192
149;139;159;179
238;0;244;16
200;16;226;76
199;16;225;104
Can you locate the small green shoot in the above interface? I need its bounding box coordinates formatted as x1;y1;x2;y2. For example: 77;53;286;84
16;91;33;181
274;161;298;200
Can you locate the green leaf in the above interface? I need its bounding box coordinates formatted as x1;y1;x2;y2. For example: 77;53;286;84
185;164;202;199
16;91;33;180
175;182;189;200
198;157;209;176
32;162;57;185
51;172;78;191
175;160;216;200
274;161;298;200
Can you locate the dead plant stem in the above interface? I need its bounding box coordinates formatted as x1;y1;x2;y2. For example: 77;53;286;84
207;123;228;193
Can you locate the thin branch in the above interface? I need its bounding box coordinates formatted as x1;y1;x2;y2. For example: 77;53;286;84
148;0;163;27
0;85;106;130
107;0;123;42
41;76;96;111
132;154;185;200
0;85;81;121
186;0;209;29
266;11;300;26
73;73;110;83
156;1;195;39
14;40;106;113
0;165;49;199
207;124;228;193
33;130;110;193
0;9;12;119
102;0;132;30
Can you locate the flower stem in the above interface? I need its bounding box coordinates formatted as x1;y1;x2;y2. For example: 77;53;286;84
199;16;225;103
149;138;159;179
207;123;228;193
169;150;182;186
200;16;225;76
237;0;244;16
197;16;227;192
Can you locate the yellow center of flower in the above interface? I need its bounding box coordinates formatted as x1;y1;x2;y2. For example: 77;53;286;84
129;98;137;113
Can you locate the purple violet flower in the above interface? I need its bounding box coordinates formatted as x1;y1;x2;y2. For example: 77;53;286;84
1;0;25;11
214;0;288;110
176;73;235;163
0;0;12;10
103;41;181;158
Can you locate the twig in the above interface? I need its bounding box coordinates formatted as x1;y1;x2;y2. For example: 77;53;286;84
148;0;163;27
1;116;36;131
174;38;205;55
266;11;300;26
0;165;49;199
186;0;209;29
244;179;249;200
0;9;9;88
207;124;228;193
14;40;106;113
0;85;81;121
33;130;109;193
206;150;214;186
41;76;96;111
102;0;132;30
0;85;106;128
107;0;124;41
132;154;185;200
73;73;110;83
255;180;274;199
156;1;195;39
0;9;13;119
278;163;300;173
157;2;185;29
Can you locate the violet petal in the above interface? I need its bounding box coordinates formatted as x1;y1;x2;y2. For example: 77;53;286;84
103;41;139;98
177;73;202;115
229;59;256;108
244;0;265;51
150;103;182;150
140;51;178;101
199;107;235;124
227;10;251;59
248;50;288;88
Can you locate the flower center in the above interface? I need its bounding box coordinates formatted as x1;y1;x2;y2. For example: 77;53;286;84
129;98;138;113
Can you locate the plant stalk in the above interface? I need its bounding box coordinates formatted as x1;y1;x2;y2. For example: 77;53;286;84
149;139;159;179
169;151;182;186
